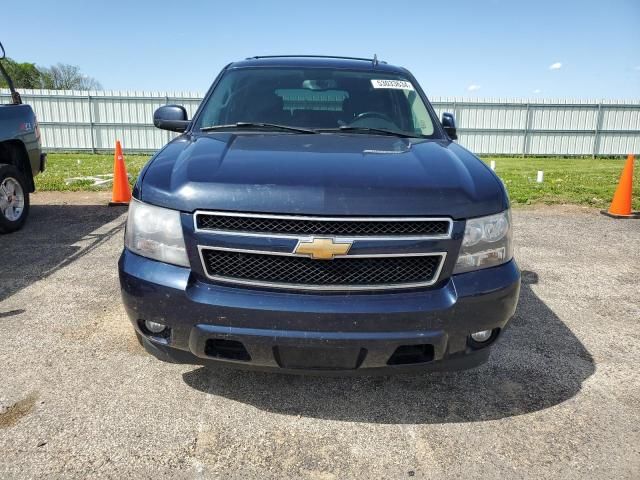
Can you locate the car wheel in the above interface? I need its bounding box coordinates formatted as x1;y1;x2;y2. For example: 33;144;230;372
0;164;30;234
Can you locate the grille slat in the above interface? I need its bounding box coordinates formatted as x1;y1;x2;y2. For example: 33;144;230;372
196;213;449;237
201;249;442;289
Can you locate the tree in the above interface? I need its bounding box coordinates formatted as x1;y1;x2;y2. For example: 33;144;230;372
0;58;44;89
40;63;102;90
0;57;103;90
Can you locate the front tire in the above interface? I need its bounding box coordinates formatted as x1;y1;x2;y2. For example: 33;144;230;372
0;164;30;233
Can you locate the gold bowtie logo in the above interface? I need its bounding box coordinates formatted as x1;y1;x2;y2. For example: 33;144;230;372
295;237;352;260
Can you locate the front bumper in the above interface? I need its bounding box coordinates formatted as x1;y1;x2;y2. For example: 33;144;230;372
119;250;520;374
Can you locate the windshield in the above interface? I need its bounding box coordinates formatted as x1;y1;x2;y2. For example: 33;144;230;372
194;67;438;138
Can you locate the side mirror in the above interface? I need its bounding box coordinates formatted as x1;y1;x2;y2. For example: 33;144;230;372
441;112;458;140
153;105;189;132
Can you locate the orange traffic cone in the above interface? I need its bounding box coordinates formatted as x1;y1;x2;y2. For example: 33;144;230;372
108;140;132;207
602;153;639;219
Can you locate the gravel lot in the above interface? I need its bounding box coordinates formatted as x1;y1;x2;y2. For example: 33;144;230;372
1;192;638;479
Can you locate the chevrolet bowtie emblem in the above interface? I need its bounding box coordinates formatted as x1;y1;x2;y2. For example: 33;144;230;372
294;237;352;260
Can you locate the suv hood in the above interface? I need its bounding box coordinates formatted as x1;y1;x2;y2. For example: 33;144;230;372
139;133;507;219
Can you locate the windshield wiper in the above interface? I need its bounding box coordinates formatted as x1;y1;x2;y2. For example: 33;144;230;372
201;122;317;134
318;126;420;138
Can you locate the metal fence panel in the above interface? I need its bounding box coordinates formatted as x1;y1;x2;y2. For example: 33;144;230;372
598;133;640;155
1;89;638;155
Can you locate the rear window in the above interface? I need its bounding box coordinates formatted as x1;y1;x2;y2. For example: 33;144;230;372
195;67;437;137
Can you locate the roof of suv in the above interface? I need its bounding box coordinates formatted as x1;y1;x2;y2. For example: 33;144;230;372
229;55;408;74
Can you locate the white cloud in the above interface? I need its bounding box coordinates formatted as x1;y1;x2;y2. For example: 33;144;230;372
467;84;481;92
533;89;542;94
549;62;562;70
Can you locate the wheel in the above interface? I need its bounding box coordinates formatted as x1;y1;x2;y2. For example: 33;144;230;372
0;164;30;234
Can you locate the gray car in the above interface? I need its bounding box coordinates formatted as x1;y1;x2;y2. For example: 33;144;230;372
0;41;46;233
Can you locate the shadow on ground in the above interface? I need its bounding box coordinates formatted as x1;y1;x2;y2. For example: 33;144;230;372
0;204;125;303
183;270;595;424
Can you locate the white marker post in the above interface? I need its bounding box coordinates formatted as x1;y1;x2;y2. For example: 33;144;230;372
490;160;496;171
537;171;544;183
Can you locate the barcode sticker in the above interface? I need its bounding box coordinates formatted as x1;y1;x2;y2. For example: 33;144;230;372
371;79;415;91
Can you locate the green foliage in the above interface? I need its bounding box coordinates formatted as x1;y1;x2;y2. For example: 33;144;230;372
0;57;102;90
0;58;45;89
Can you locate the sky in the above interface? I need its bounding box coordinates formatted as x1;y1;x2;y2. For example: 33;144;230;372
2;0;639;98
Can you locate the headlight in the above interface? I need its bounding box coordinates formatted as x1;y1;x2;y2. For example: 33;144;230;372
454;210;512;274
124;199;189;267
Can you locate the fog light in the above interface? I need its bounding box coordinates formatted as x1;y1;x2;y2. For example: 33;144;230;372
470;329;493;343
144;320;166;334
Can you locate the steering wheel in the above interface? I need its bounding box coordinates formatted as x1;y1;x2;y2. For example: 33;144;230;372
350;111;395;124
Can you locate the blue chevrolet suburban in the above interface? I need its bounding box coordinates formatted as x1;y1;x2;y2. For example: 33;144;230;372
118;55;520;374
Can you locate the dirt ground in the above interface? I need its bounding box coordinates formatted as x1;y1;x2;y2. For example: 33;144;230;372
0;192;638;479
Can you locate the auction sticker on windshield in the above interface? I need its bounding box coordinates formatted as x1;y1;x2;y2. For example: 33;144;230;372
371;79;415;90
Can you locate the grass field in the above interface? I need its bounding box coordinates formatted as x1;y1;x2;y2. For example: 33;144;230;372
35;153;150;192
35;153;639;210
483;156;639;209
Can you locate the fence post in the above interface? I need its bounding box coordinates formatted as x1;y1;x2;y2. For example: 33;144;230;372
593;102;603;158
522;102;531;157
87;93;96;153
165;95;171;145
